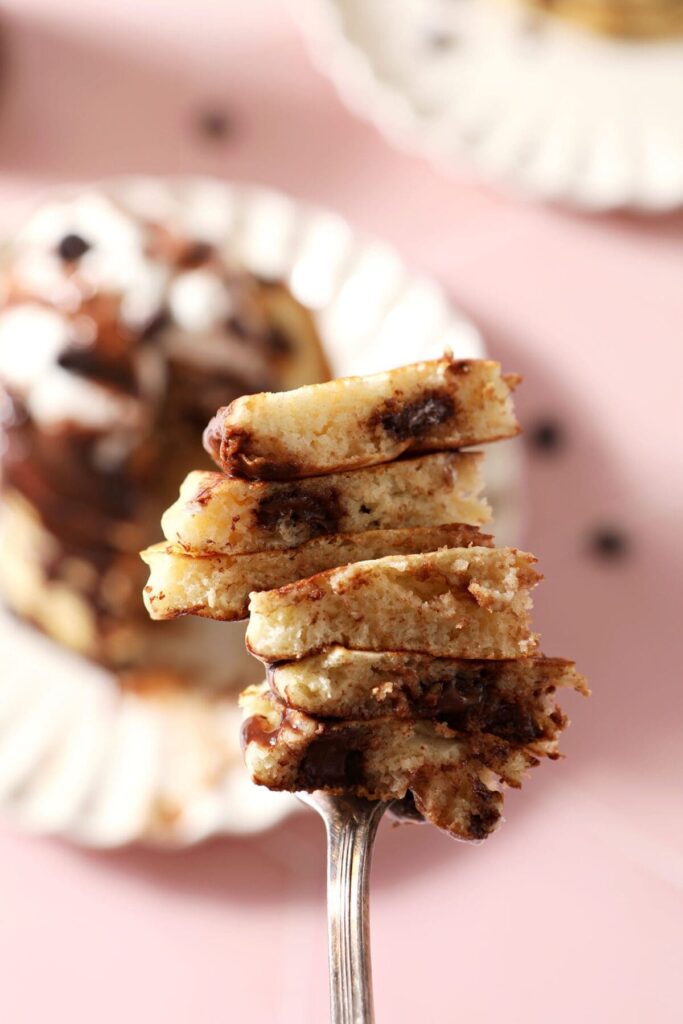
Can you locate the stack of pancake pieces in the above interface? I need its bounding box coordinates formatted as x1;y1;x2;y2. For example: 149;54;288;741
143;355;587;841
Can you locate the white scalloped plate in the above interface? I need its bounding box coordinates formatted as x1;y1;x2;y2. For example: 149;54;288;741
293;0;683;212
0;178;520;847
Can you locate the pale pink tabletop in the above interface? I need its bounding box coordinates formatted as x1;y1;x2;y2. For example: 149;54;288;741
0;2;682;1022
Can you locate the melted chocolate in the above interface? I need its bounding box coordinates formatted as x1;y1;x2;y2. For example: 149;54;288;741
57;346;140;395
433;674;487;714
255;487;341;541
440;695;543;747
241;714;278;751
388;792;426;824
484;701;542;746
371;389;455;441
202;412;224;464
467;808;499;841
421;667;547;747
296;736;364;790
467;778;501;840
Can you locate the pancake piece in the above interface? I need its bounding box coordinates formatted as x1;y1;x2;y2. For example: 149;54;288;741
519;0;683;38
240;682;544;841
204;356;520;479
142;524;491;621
269;648;588;728
161;451;488;555
246;547;541;661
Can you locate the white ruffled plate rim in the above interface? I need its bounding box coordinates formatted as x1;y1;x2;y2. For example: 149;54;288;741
290;0;683;212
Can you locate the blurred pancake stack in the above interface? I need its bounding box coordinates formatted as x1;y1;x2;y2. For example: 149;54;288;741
0;180;329;673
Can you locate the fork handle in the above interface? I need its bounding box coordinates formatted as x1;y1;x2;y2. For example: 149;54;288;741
323;797;388;1024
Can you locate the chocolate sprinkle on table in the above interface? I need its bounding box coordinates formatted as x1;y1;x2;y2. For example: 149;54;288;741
588;527;630;560
528;419;565;453
195;108;235;141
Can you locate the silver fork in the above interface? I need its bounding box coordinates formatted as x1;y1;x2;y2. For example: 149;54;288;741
297;792;389;1024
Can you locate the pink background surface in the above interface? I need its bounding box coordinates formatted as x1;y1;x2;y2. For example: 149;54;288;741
0;2;682;1021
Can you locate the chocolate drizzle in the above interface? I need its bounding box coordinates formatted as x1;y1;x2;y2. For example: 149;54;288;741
466;779;502;841
57;346;140;395
241;714;279;751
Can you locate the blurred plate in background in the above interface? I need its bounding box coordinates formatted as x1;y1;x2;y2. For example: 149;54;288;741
0;179;520;847
293;0;683;211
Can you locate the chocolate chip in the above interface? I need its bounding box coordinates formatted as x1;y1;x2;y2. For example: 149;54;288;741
528;418;565;453
57;346;139;395
436;674;486;714
372;390;455;441
57;234;91;261
195;108;235;141
588;527;630;560
467;814;490;841
241;714;276;752
467;805;501;840
297;738;364;790
255;488;341;543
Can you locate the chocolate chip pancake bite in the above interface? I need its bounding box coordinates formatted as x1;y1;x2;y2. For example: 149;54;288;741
240;682;542;841
141;523;491;622
142;351;584;847
160;451;488;555
0;180;329;665
204;355;520;480
246;547;541;661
